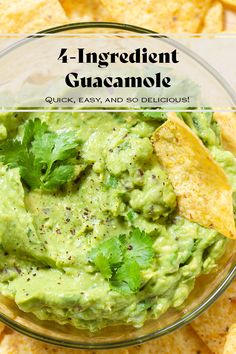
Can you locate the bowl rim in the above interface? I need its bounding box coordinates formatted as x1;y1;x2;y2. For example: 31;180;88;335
0;21;236;349
0;262;235;349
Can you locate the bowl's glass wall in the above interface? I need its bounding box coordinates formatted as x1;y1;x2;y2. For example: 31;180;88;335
0;23;235;349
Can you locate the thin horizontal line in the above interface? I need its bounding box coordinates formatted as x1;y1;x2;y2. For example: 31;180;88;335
1;109;235;113
0;34;235;37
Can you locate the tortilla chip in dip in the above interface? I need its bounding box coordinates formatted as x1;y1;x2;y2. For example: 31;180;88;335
201;1;223;33
214;112;236;156
152;112;236;239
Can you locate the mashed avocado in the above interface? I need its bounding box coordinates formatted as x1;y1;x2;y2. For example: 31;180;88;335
0;111;234;331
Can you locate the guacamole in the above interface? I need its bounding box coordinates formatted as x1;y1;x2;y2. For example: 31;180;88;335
0;111;234;332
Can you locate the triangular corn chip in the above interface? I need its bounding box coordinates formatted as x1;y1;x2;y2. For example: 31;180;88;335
192;280;236;354
221;0;236;8
100;0;211;33
201;1;223;33
223;324;236;354
0;0;67;34
214;112;236;156
152;112;236;239
60;0;112;22
129;325;211;354
0;330;128;354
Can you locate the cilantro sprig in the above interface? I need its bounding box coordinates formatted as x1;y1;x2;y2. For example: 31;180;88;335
89;228;154;294
0;118;79;191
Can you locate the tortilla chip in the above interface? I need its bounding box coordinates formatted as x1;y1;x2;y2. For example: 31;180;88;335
225;9;236;31
214;112;236;156
221;0;236;8
223;324;236;354
129;325;212;354
100;0;211;33
0;331;129;354
0;323;4;334
0;325;210;354
151;112;236;239
192;280;236;354
0;0;67;34
59;0;113;22
202;1;224;32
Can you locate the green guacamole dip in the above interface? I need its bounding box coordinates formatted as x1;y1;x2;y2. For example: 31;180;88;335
0;111;235;332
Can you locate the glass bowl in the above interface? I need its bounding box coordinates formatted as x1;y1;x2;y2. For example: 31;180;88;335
0;22;235;350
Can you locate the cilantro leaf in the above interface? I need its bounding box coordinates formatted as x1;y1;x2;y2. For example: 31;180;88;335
43;165;75;190
22;118;48;148
124;228;154;269
142;111;167;121
0;119;80;191
111;259;142;294
126;210;136;222
32;130;78;171
49;131;79;162
93;252;112;280
18;151;42;189
89;228;154;294
0;139;25;168
90;237;123;266
0;139;42;189
31;132;57;167
105;174;118;188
